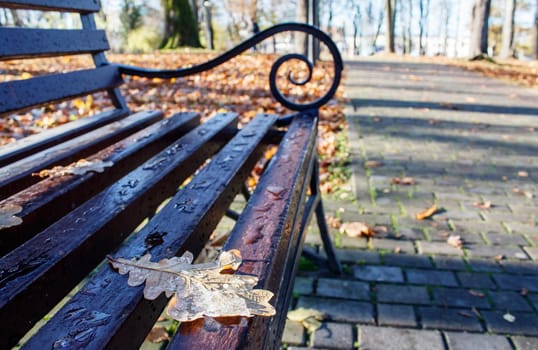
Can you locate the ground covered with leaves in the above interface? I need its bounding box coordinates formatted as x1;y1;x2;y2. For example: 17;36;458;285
0;52;348;192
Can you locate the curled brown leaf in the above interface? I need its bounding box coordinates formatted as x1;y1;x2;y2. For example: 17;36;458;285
415;204;438;220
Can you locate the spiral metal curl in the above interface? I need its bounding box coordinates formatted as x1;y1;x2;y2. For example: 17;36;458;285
117;22;343;112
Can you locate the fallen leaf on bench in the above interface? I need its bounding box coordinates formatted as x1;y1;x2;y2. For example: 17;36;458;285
108;250;276;322
447;235;463;248
287;307;325;332
0;204;23;229
34;159;114;178
415;204;438;220
340;221;374;238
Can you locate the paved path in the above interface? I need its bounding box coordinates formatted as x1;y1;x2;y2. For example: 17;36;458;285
283;58;538;349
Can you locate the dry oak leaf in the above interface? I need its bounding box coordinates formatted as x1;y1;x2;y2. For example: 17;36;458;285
391;177;416;185
287;308;325;333
415;204;438;220
473;201;492;210
108;250;276;322
447;235;463;248
34;159;113;178
0;204;23;230
340;221;375;238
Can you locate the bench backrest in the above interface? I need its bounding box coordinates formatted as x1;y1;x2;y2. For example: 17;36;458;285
0;0;128;116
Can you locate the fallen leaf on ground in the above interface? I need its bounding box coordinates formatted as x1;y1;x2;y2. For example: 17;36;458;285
0;204;23;229
393;246;401;254
365;160;383;168
503;313;516;323
447;235;463;248
287;307;325;332
512;187;534;199
468;290;485;298
391;177;416;185
495;254;505;261
34;159;113;178
340;221;375;238
415;204;438;220
109;250;275;321
473;201;492;210
146;326;170;343
518;171;529;177
458;311;473;318
471;307;481;318
520;288;529;296
326;215;341;229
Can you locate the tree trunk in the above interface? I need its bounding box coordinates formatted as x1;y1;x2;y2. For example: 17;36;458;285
418;0;430;55
385;0;395;53
295;0;308;56
499;0;516;58
468;0;491;58
161;0;201;49
531;0;538;59
353;4;361;55
407;0;413;53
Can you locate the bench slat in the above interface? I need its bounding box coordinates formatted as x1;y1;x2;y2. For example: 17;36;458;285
0;112;201;256
0;113;240;349
0;109;129;167
0;110;163;199
0;28;109;60
169;113;318;349
20;114;278;350
0;65;123;115
0;0;100;12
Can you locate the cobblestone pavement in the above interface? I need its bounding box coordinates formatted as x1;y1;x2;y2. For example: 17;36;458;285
282;58;538;349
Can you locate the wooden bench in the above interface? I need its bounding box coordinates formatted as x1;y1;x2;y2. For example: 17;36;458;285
0;1;343;349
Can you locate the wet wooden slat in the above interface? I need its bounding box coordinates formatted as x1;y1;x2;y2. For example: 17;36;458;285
0;65;123;115
20;114;278;350
0;0;100;13
0;109;129;167
0;110;162;200
0;112;201;256
169;113;318;349
0;113;240;349
0;28;109;60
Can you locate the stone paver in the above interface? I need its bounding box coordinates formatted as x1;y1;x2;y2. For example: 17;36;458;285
482;311;538;336
316;278;370;300
352;265;404;283
377;304;417;327
311;322;354;349
282;57;538;347
281;321;304;346
419;307;483;331
445;332;513;350
358;326;445;350
297;297;375;324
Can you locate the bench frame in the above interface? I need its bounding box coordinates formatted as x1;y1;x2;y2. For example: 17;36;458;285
0;2;343;349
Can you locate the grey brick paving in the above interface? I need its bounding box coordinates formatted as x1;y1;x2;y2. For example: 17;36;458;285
457;272;496;289
466;245;528;259
482;310;538;336
316;278;370;300
371;238;416;254
432;288;490;309
433;256;467;271
417;241;465;256
335;249;380;264
311;322;354;349
511;336;538;350
377;304;417;327
406;269;459;287
382;253;432;268
358;326;445;350
297;297;375;324
445;332;513;350
524;247;538;260
485;233;529;246
529;294;538;310
353;265;404;283
419;307;483;331
294;276;314;295
281;321;304;346
493;274;538;292
468;259;503;272
500;260;538;275
488;291;534;312
376;284;431;305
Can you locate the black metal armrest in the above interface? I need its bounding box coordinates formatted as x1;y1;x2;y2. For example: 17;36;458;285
114;22;343;111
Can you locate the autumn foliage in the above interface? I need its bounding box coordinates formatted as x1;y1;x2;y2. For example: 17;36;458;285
0;52;346;190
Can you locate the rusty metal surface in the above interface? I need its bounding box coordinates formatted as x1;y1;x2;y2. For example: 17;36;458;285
168;113;318;349
0;112;201;256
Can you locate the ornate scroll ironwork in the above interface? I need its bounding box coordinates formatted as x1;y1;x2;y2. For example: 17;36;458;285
116;22;343;111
